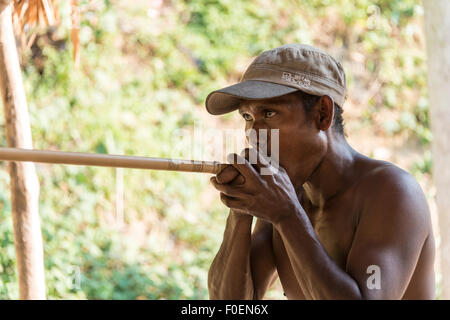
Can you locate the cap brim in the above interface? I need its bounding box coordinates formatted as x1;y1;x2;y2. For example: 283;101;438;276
205;80;299;115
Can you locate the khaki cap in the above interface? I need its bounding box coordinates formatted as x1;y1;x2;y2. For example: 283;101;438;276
205;44;347;115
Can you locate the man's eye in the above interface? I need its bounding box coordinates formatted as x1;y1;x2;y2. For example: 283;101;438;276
265;110;276;118
242;113;253;121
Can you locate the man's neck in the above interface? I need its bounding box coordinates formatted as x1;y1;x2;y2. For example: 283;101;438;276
302;135;359;209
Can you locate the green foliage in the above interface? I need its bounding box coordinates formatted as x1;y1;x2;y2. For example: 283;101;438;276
0;0;432;299
0;170;18;298
411;150;432;177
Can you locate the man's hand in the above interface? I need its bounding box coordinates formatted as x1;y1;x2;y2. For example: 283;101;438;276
215;163;245;185
210;148;302;225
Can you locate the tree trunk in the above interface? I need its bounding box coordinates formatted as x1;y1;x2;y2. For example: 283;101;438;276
0;2;46;299
423;0;450;300
0;0;11;12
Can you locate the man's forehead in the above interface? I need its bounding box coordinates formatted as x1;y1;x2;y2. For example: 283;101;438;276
238;94;297;112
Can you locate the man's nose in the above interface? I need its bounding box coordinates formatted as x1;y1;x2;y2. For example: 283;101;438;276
247;120;269;147
249;118;268;132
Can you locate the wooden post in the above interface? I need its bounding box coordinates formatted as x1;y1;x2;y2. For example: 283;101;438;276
423;0;450;299
0;1;46;299
0;0;11;12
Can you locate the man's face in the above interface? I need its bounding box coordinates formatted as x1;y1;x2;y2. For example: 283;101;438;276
238;92;327;185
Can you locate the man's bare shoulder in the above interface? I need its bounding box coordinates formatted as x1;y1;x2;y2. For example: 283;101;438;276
345;157;435;300
353;155;432;237
356;156;425;200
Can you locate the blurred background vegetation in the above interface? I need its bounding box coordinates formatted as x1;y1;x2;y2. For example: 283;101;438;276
0;0;439;299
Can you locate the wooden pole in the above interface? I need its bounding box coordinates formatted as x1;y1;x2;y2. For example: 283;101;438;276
0;0;11;12
423;0;450;299
0;147;226;173
0;2;46;299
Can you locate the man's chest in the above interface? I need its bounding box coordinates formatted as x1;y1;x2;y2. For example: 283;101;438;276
273;193;360;272
305;203;358;268
271;196;360;298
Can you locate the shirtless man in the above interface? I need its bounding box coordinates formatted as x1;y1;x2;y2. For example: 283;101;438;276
205;44;435;300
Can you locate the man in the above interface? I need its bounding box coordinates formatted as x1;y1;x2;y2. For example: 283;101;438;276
205;44;435;300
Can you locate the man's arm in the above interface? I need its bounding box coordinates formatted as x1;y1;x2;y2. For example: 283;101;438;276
274;166;432;299
209;157;278;300
208;211;278;300
208;209;254;299
345;166;433;299
250;219;278;299
209;212;280;298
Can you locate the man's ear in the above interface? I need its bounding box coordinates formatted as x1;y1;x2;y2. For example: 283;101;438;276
313;95;334;131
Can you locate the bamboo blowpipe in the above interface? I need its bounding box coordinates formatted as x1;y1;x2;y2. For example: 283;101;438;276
0;148;227;174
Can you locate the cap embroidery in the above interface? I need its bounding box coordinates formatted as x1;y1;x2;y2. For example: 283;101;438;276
282;72;311;87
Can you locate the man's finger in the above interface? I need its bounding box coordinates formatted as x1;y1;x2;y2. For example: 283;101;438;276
220;193;247;212
253;148;280;176
255;148;272;167
226;153;259;182
215;164;246;185
242;147;276;177
210;176;246;197
245;147;272;169
216;164;241;184
242;148;258;169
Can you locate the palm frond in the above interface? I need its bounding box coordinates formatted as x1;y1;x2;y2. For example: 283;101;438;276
12;0;79;65
70;0;79;67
